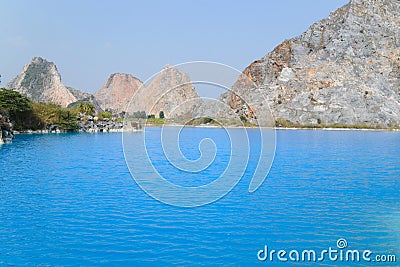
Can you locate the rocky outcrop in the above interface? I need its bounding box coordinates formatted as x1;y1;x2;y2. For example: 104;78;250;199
77;114;125;133
6;57;77;107
225;0;400;127
67;86;91;100
94;73;143;114
129;65;202;118
0;114;14;143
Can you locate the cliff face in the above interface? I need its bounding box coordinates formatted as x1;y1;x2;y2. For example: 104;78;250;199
67;86;91;100
94;73;143;113
6;57;77;107
129;65;201;118
225;0;400;126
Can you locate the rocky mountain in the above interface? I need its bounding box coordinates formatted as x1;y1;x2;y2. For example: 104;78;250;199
6;57;77;107
5;58;201;119
67;86;91;100
224;0;400;127
129;65;201;118
94;73;143;114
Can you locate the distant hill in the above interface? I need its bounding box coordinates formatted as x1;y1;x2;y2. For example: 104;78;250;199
6;59;201;119
94;73;143;114
128;65;201;118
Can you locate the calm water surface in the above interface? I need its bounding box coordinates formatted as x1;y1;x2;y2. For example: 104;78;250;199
0;129;399;266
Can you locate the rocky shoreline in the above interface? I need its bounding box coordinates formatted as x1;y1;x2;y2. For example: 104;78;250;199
0;115;14;144
11;118;143;135
6;124;400;138
3;116;399;141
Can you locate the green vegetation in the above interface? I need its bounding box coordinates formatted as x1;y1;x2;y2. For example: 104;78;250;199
238;115;257;127
0;88;37;130
275;118;296;128
274;118;391;130
76;102;95;116
159;110;165;119
0;88;32;117
0;88;78;131
97;111;112;120
145;117;166;126
32;102;78;131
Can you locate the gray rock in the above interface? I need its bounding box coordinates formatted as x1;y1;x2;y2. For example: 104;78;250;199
223;0;400;127
6;57;77;107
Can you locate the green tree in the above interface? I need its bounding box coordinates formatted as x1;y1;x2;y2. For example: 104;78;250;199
159;110;165;119
0;88;34;129
0;88;32;115
98;111;112;120
32;102;78;131
77;102;95;116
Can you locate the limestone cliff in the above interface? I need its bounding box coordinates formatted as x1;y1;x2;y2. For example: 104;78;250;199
6;57;77;107
225;0;400;127
129;65;201;118
94;73;143;113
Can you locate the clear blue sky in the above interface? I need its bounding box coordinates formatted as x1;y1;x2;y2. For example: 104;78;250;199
0;0;348;93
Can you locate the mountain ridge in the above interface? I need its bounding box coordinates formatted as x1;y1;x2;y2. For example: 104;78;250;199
5;57;201;119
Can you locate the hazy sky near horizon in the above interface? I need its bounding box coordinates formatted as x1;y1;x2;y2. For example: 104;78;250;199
1;0;348;93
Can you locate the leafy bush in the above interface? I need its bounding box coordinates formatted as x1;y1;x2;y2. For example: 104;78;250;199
32;102;78;130
76;102;95;116
0;88;79;131
240;115;248;123
98;111;112;120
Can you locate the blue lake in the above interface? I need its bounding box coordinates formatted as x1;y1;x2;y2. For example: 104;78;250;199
1;129;399;266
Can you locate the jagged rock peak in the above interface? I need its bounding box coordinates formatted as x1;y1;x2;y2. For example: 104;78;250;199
6;57;77;107
94;73;143;114
103;73;142;88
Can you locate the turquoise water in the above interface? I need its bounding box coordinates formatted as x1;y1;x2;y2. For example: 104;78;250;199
0;129;399;266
